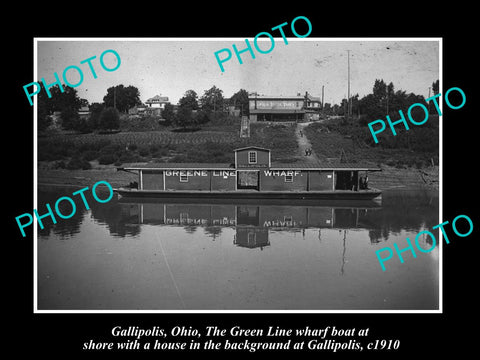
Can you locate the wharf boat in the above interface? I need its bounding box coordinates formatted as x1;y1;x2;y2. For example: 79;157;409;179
114;146;382;201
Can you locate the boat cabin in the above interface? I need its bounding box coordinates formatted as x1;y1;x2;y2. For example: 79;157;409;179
118;147;381;196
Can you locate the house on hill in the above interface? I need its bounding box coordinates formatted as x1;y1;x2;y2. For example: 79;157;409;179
78;106;90;119
145;94;170;109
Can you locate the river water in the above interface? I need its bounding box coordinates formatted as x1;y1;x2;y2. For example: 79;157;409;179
37;188;439;311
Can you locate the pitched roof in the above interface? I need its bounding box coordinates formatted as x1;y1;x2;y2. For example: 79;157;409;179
270;161;381;171
120;163;234;170
119;161;380;171
234;146;270;152
250;109;305;114
146;95;169;103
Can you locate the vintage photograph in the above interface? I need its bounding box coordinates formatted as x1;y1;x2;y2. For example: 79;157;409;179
35;38;440;311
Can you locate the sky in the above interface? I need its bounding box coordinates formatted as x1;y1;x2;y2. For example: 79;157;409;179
36;38;440;106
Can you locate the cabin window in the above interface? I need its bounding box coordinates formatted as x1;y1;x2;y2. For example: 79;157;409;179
248;151;257;164
285;174;293;183
180;174;189;182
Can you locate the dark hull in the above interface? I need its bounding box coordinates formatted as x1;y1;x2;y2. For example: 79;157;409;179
114;188;382;201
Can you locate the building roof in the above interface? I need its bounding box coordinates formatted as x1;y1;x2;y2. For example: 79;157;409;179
234;146;270;152
146;95;169;103
119;161;380;172
250;109;305;114
120;163;234;171
248;94;323;102
270;161;381;171
306;94;321;103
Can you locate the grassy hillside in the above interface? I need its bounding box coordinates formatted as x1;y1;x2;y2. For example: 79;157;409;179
39;114;439;171
38;122;299;169
304;117;439;168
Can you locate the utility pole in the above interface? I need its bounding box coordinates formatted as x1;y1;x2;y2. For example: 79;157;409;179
347;50;351;120
321;85;324;109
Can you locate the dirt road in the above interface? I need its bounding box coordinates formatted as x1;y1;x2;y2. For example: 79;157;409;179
296;122;320;163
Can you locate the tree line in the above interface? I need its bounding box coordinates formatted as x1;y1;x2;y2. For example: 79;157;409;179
38;83;250;133
334;79;439;124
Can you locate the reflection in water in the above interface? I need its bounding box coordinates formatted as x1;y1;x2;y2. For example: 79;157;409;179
37;188;439;311
116;201;382;251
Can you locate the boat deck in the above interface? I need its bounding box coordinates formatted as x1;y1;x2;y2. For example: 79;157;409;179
114;188;382;200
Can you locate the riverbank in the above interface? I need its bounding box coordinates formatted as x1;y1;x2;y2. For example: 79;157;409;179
37;162;439;191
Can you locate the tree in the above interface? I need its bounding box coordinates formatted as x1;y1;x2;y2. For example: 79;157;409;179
103;85;141;113
60;107;80;131
88;102;105;129
373;79;387;101
229;89;249;116
386;82;394;113
37;84;83;114
174;90;200;129
37;92;52;131
174;106;197;129
161;103;175;125
98;107;120;130
358;93;383;121
199;86;225;113
178;90;199;111
432;80;439;95
34;83;91;132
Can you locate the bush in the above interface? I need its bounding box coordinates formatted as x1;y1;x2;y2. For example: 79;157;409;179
98;154;117;165
54;160;66;169
82;150;99;161
119;151;141;163
99;143;123;155
86;139;112;152
138;146;150;157
66;156;91;170
38;141;77;161
98;107;120;130
152;147;169;158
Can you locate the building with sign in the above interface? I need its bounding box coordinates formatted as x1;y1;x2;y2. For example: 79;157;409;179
116;146;382;200
248;92;322;122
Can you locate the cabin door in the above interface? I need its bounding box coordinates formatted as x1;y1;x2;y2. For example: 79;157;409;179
237;171;260;190
335;171;359;191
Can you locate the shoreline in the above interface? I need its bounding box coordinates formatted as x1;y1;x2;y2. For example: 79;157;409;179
37;163;439;192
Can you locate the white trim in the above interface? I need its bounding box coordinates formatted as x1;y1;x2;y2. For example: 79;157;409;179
163;170;166;191
139;170;143;190
122;166;381;171
248;151;257;164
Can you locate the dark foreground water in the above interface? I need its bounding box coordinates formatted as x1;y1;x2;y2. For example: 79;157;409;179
37;188;439;311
